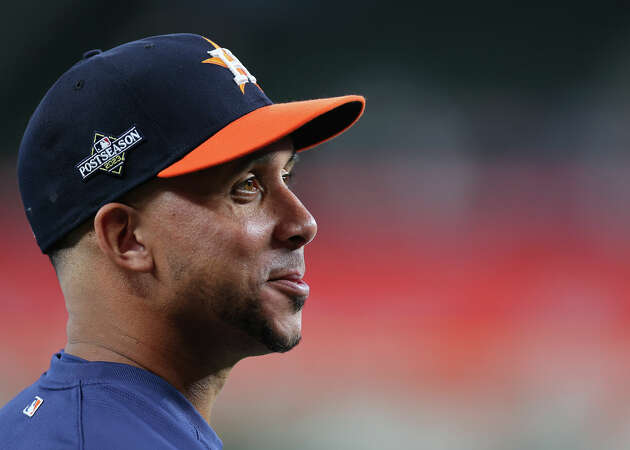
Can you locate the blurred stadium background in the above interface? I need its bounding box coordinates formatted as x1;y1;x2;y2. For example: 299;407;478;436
3;2;630;449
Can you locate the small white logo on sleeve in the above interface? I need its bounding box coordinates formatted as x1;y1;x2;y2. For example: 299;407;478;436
22;396;43;417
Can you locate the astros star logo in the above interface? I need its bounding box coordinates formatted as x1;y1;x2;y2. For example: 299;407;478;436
201;36;262;94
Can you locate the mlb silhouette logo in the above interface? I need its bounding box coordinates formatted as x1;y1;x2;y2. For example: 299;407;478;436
94;136;112;152
22;396;43;417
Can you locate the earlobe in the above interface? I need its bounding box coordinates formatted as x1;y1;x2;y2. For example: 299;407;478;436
94;203;154;273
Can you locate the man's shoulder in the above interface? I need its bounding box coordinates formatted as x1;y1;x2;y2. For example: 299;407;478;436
0;377;81;449
0;376;220;450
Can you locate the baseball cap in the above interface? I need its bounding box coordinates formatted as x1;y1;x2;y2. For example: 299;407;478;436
17;33;365;253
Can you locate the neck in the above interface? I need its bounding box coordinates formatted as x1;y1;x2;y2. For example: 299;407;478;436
65;320;237;423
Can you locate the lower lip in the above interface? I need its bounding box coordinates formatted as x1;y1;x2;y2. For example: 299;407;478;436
266;279;310;298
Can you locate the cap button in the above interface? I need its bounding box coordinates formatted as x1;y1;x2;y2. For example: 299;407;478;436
82;49;102;60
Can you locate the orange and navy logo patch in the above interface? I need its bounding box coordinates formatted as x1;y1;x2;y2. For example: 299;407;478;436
201;37;262;94
23;396;43;417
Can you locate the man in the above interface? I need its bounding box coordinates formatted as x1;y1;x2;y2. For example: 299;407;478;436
1;33;364;449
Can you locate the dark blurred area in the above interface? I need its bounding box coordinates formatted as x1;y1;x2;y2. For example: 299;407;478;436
4;1;630;164
4;3;630;450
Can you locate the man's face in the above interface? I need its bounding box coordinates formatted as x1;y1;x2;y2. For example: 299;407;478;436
136;137;317;357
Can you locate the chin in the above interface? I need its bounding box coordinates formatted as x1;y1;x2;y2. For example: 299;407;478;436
260;311;303;353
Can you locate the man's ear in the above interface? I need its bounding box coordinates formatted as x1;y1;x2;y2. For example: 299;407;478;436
93;203;154;273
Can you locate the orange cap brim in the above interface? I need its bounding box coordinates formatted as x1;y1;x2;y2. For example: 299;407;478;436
157;95;365;178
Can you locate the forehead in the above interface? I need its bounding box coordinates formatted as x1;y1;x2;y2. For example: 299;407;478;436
227;136;296;170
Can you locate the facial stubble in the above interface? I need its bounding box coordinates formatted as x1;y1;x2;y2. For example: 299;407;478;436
173;262;305;356
216;286;305;354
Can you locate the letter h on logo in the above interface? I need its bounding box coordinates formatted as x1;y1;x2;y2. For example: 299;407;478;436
208;47;257;87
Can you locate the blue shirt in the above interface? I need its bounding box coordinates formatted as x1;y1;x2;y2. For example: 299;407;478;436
0;351;223;449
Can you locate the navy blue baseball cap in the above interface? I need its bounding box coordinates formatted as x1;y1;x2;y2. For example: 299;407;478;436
17;33;365;253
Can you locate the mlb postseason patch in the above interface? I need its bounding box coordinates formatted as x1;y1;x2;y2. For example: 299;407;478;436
22;396;43;417
76;125;144;181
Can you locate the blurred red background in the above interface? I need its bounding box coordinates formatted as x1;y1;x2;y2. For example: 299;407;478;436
3;159;630;449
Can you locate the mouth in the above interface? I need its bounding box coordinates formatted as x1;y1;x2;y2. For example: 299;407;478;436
266;273;310;299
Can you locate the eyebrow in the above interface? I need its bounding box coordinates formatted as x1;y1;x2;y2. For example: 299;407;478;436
243;149;299;169
286;152;299;167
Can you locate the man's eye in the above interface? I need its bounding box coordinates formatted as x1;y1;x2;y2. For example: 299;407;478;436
235;177;261;194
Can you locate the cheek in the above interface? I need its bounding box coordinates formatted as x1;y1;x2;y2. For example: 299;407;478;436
157;202;275;282
238;216;269;254
215;214;273;284
160;209;221;258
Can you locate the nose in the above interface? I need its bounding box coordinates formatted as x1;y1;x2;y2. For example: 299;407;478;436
272;187;318;250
